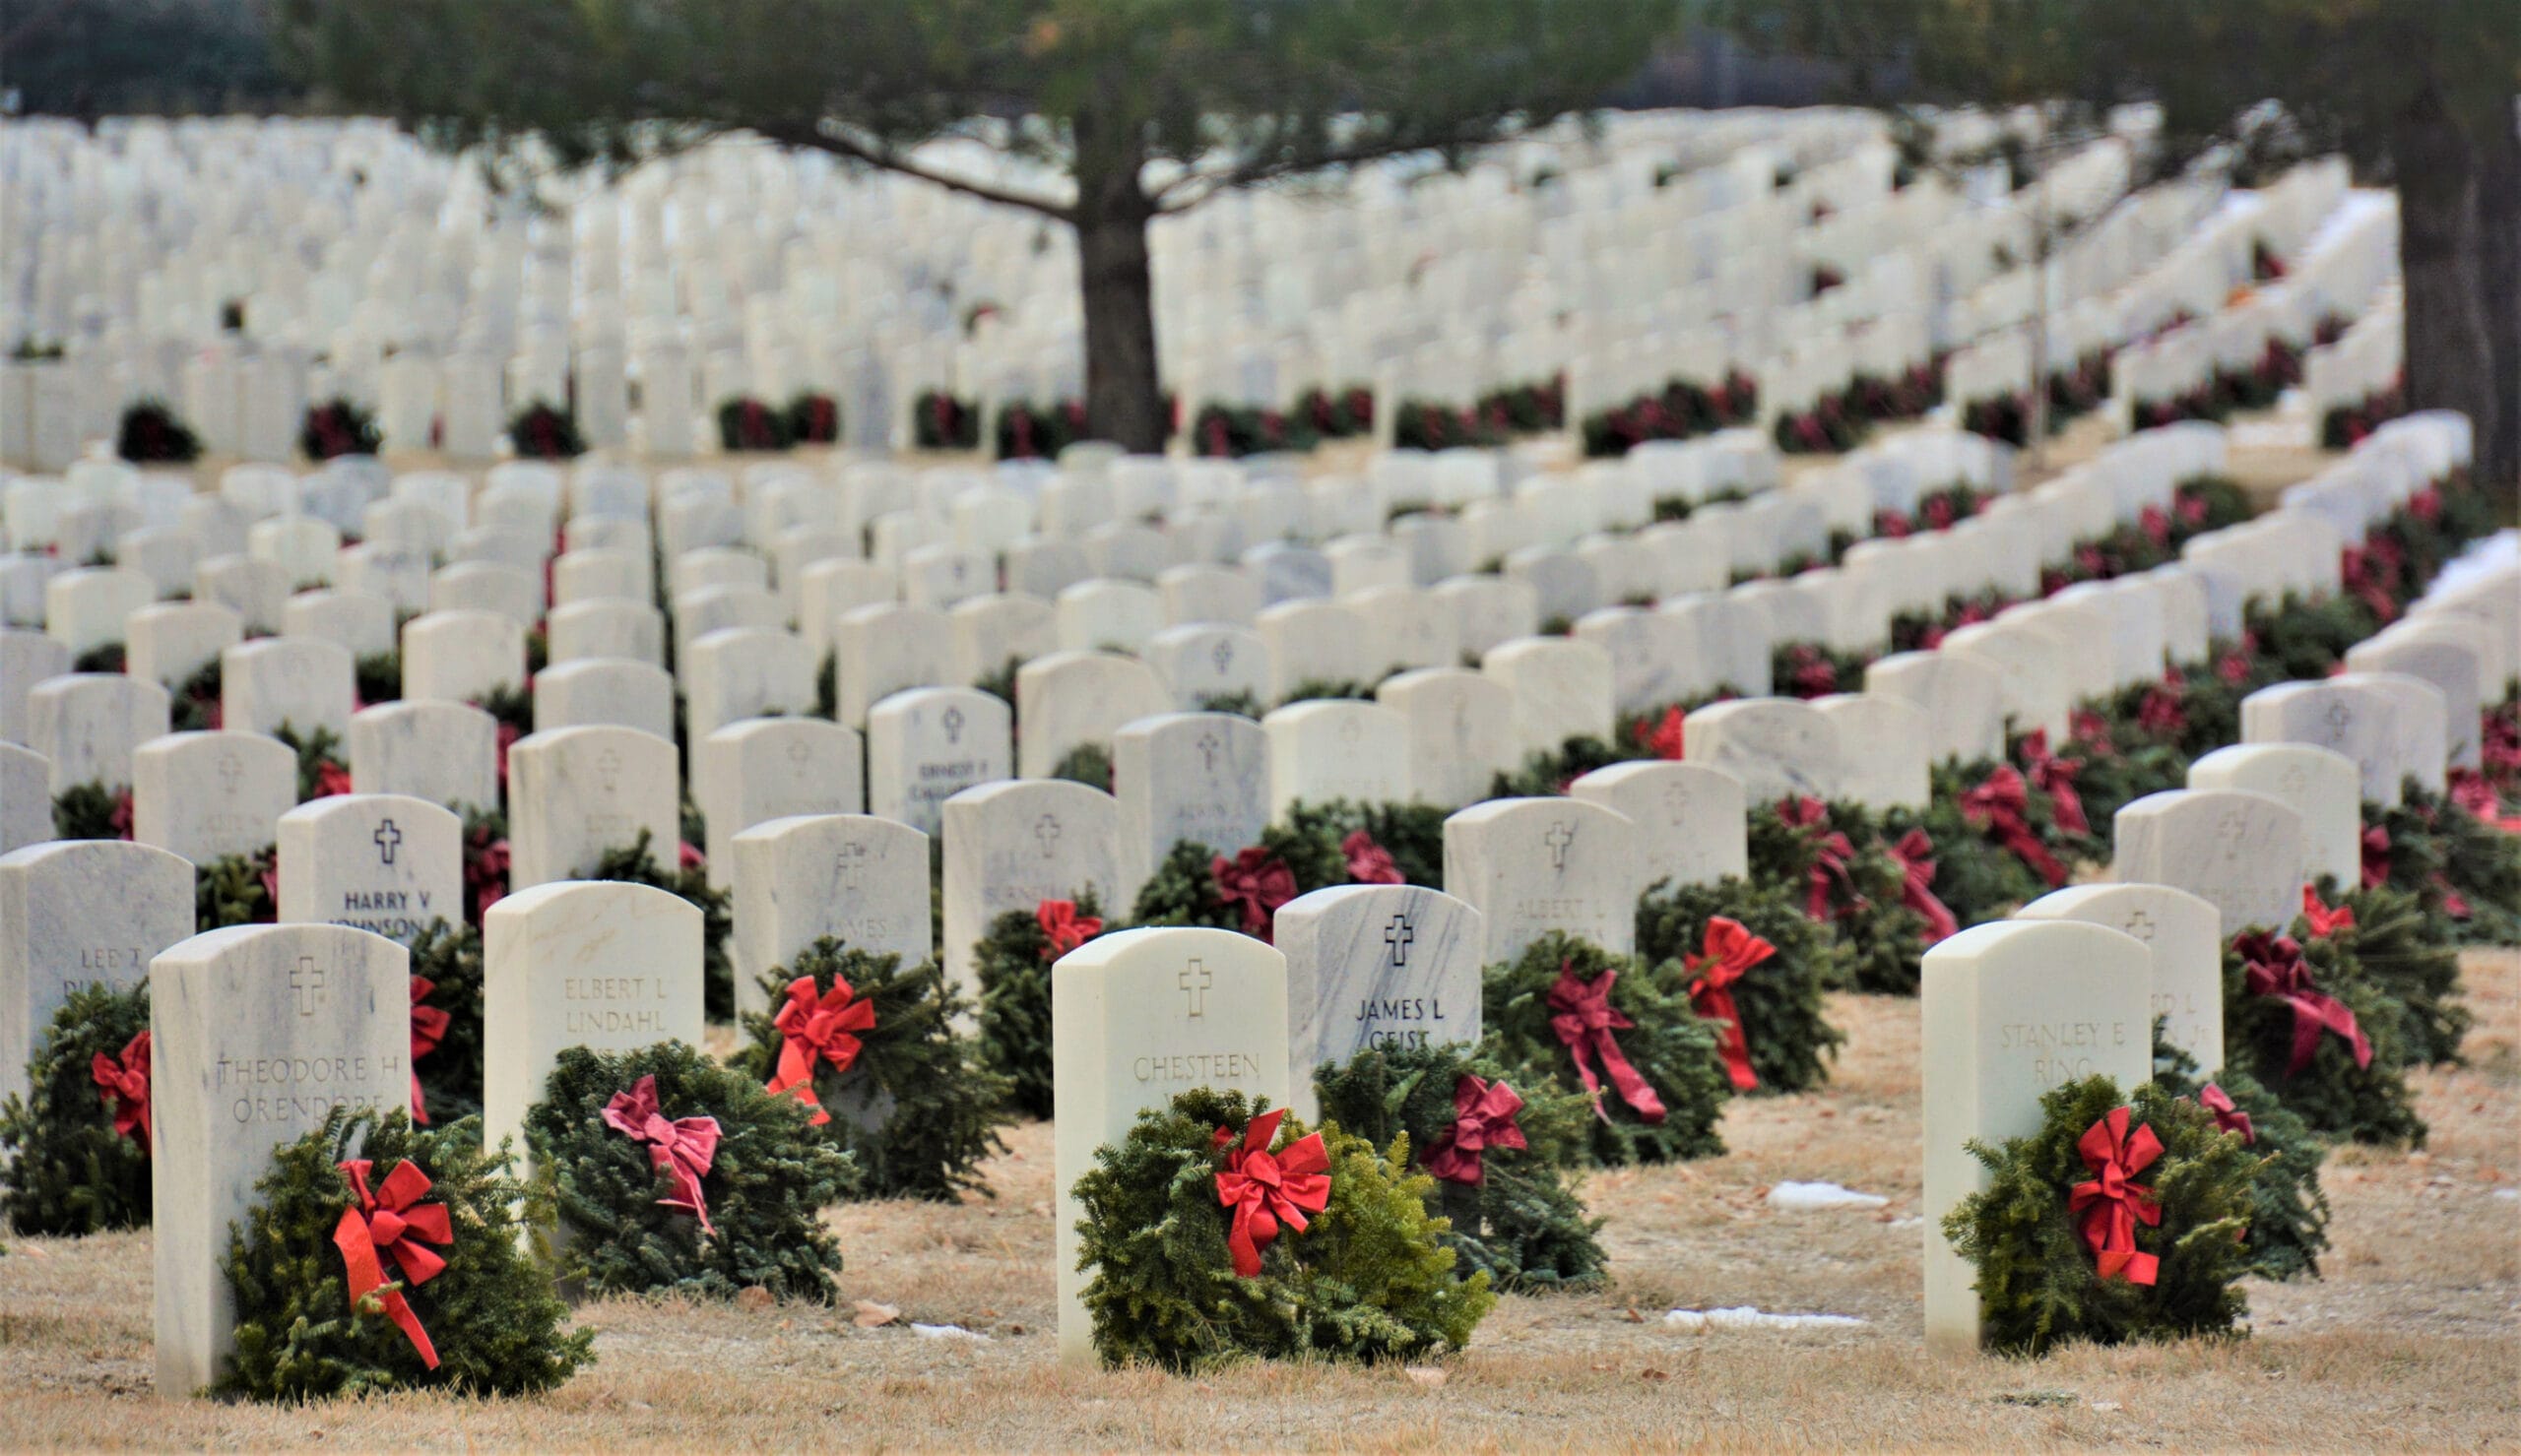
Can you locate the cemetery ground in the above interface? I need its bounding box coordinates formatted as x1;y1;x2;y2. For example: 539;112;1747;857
3;951;2511;1449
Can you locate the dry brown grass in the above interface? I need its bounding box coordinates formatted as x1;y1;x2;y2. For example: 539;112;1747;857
3;951;2514;1452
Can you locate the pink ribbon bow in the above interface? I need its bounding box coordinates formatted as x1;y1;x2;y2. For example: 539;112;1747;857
602;1074;723;1234
1546;962;1667;1125
2237;931;2371;1076
1778;796;1858;921
1884;829;1961;944
1211;846;1297;943
1422;1074;1529;1185
1340;830;1403;885
2198;1083;2255;1145
1212;1108;1330;1277
2019;729;2089;837
2298;885;2355;939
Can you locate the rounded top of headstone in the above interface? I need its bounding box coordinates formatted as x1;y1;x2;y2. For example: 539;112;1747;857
353;697;498;728
485;877;702;928
1260;697;1402;729
2188;741;2357;780
511;722;676;757
943;776;1117;811
733;812;927;854
1443;794;1635;831
1567;758;1746;794
1921;915;2146;967
1115;710;1261;745
278;791;458;835
1050;922;1286;975
2017;881;2217;924
0;835;193;876
154;918;410;970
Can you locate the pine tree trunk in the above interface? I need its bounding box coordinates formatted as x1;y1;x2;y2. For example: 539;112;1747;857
2390;84;2500;504
1071;117;1167;455
2472;101;2520;505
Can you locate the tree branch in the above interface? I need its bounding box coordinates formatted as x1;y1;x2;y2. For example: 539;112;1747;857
764;121;1074;222
1149;128;1500;215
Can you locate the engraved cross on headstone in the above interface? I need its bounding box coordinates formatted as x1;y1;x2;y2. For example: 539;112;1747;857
1033;813;1062;857
1179;958;1211;1017
833;841;869;887
2122;910;2155;942
2214;808;2247;859
217;753;243;793
1196;731;1220;772
1211;640;1234;674
786;738;812;772
1544;820;1577;870
1384;914;1415;967
596;748;623;792
291;956;325;1016
941;705;965;744
1336;715;1363;745
2322;700;2353;733
373;818;402;865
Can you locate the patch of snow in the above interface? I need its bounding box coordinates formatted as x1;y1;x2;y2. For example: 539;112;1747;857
1664;1307;1868;1332
912;1323;992;1341
1766;1180;1888;1210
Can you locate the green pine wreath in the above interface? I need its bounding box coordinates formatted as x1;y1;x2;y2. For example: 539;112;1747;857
0;981;153;1234
1048;742;1113;792
1633;875;1844;1094
2222;930;2424;1146
2365;787;2521;947
731;938;1009;1201
2315;885;2473;1067
410;920;485;1127
2152;1037;2330;1283
216;1106;593;1401
524;1042;855;1301
1488;734;1637;799
973;890;1107;1120
1069;1087;1495;1370
51;780;126;841
1128;826;1347;937
1942;1075;2257;1357
1311;1042;1605;1292
589;829;736;1020
1282;798;1449;889
197;847;278;929
170;658;224;731
1479;932;1730;1166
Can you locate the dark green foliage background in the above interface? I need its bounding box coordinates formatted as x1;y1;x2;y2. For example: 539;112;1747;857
973;890;1104;1120
0;981;154;1235
2153;1037;2331;1283
2223;934;2425;1147
1633;875;1844;1093
1479;932;1729;1166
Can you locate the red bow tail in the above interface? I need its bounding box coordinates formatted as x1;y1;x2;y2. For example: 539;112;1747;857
1966;766;2067;887
91;1031;152;1145
332;1159;451;1367
1886;829;1961;943
602;1074;723;1234
2241;935;2372;1076
2198;1083;2255;1145
1546;964;1668;1124
766;975;877;1126
1684;918;1775;1093
408;977;449;1125
2068;1108;2164;1286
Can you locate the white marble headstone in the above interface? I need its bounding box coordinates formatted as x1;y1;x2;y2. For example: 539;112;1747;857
1275;883;1484;1121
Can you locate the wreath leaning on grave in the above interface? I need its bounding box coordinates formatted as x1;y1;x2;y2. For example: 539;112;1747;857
1480;932;1731;1166
731;938;1010;1201
0;981;154;1235
2152;1036;2330;1284
588;829;737;1020
1282;798;1449;890
1943;1075;2258;1358
409;920;485;1128
217;1106;593;1401
2309;884;2471;1068
1069;1088;1495;1370
196;846;279;930
1633;876;1844;1095
973;892;1108;1120
525;1042;856;1302
2220;927;2424;1147
1312;1042;1606;1293
51;780;130;841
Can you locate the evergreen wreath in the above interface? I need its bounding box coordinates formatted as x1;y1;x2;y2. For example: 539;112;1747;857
117;398;202;463
275;723;354;800
505;400;586;459
524;1042;855;1302
0;981;153;1234
300;397;383;459
2312;885;2472;1067
1128;826;1346;940
1488;734;1638;799
1311;1042;1605;1292
1282;798;1449;889
588;829;735;1020
972;892;1107;1119
784;392;842;444
1479;932;1729;1166
1049;741;1113;792
1069;1087;1495;1370
197;846;279;930
51;780;130;840
2222;928;2424;1146
409;920;485;1128
1633;875;1844;1094
1942;1075;2258;1357
355;651;401;707
731;938;1009;1201
73;642;126;673
2152;1036;2330;1283
2365;787;2521;947
170;657;224;731
216;1106;593;1401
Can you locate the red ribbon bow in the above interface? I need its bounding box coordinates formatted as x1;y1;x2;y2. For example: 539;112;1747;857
2237;931;2371;1076
465;827;510;922
2359;825;2390;890
90;1031;151;1146
1036;899;1103;960
2448;769;2521;833
332;1158;452;1367
602;1074;723;1234
2198;1083;2255;1145
1884;829;1961;945
2068;1108;2163;1286
409;977;449;1125
2019;730;2089;837
1546;961;1667;1125
1647;705;1687;761
1963;765;2067;887
1340;830;1403;885
1685;917;1776;1092
766;975;877;1126
1422;1074;1528;1185
1778;796;1858;921
1212;1108;1330;1277
1211;847;1297;943
2298;885;2355;939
